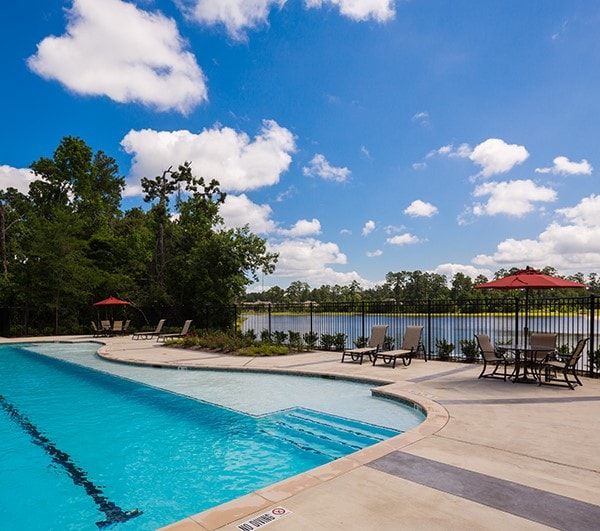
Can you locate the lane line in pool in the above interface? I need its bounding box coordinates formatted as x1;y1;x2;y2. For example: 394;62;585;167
0;393;142;528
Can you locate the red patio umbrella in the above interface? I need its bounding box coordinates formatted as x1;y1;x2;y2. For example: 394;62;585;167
93;296;130;323
474;267;587;345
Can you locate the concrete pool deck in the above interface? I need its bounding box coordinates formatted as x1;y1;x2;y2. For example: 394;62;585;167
6;335;600;529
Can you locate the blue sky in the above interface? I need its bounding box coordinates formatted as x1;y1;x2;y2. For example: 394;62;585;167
1;0;599;290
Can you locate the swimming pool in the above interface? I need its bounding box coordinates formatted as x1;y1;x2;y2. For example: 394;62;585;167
0;342;424;530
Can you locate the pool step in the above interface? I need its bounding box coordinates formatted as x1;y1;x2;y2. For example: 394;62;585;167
262;408;400;460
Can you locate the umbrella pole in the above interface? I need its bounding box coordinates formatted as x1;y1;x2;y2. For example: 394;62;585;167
524;289;530;348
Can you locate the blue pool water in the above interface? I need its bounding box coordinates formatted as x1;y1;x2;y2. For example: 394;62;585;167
0;342;424;530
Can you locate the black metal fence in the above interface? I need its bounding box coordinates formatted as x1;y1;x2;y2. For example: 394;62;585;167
235;296;598;376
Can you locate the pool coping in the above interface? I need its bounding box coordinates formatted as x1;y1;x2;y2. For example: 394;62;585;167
163;388;449;530
92;343;449;530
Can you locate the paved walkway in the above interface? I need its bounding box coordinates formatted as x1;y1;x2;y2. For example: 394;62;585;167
8;335;600;529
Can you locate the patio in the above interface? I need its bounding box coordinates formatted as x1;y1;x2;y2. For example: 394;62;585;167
89;336;600;530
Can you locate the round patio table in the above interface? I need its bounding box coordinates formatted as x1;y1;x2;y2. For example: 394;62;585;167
497;344;556;383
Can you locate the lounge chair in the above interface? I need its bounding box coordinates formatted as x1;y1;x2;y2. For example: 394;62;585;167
157;320;192;342
132;319;166;340
474;334;514;381
111;320;124;334
341;325;388;364
372;325;424;368
538;337;588;389
90;321;106;338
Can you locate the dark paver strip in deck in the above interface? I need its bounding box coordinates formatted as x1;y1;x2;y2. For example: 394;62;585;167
408;364;476;382
440;395;600;405
368;451;600;530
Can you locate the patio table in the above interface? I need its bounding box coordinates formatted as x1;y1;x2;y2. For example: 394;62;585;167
497;344;556;383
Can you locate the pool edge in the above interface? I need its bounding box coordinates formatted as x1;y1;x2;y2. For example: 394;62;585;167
159;387;449;531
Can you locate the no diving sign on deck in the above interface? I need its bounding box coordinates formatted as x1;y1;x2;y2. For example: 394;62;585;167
236;507;292;530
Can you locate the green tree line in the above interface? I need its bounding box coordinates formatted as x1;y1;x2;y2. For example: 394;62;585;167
0;137;277;334
246;268;600;304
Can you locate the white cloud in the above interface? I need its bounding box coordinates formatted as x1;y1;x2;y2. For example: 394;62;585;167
303;154;351;182
362;220;376;236
556;194;600;226
121;120;296;196
0;166;37;194
427;143;471;159
472;179;556;217
304;0;395;22
266;237;370;286
179;0;394;40
366;249;383;257
412;111;429;127
278;218;322;237
412;162;427;170
535;156;593;176
28;0;206;114
177;0;285;40
433;263;492;281
384;224;404;234
386;233;420;246
469;138;529;178
473;194;600;274
404;199;438;217
220;194;276;234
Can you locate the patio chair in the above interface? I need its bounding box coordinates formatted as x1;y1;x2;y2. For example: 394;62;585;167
538;337;588;389
157;320;193;342
111;320;124;334
474;334;514;381
371;326;424;368
528;332;557;378
132;319;166;340
341;325;388;364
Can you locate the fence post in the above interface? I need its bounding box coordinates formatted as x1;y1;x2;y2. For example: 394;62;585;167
310;302;313;336
590;294;596;378
427;299;432;360
361;301;365;339
268;303;272;335
514;297;520;347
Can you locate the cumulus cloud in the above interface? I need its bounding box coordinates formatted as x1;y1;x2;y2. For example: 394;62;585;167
0;166;37;194
304;0;396;22
28;0;206;114
303;154;351;182
179;0;394;39
556;194;600;227
469;138;529;178
266;237;370;286
121;119;296;196
366;249;383;257
472;179;557;217
473;194;600;274
278;218;322;237
219;194;277;234
176;0;284;40
535;156;593;176
404;199;438;217
433;263;492;281
386;233;420;246
362;220;376;236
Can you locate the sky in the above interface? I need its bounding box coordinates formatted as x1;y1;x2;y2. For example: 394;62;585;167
1;0;599;291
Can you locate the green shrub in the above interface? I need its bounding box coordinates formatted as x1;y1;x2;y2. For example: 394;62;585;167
459;338;478;363
320;333;335;351
354;336;368;348
237;344;289;356
435;338;454;360
334;333;347;351
303;331;319;350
